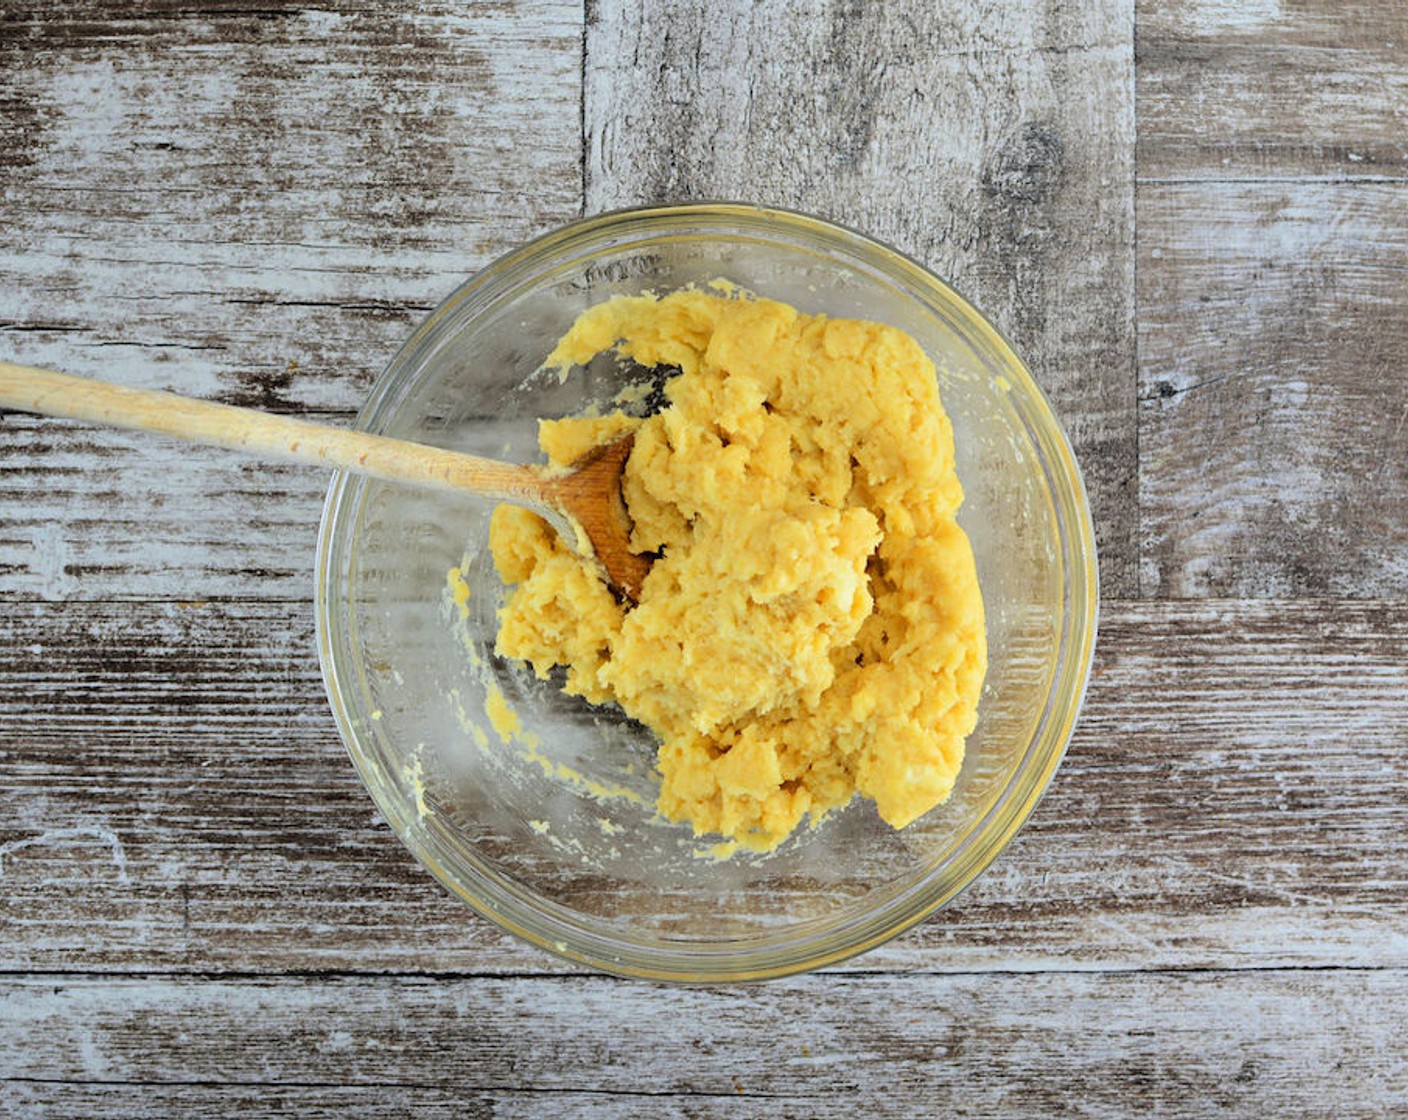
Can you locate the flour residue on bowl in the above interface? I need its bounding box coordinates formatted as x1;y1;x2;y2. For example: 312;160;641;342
481;676;646;808
436;557;650;856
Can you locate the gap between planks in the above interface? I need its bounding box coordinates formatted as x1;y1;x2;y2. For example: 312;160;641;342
1;960;1404;983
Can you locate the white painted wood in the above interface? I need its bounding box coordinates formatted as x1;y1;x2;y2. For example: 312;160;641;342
0;1;583;411
3;600;1404;976
1138;0;1408;181
4;0;1408;1116
0;414;327;601
2;970;1405;1118
1137;181;1408;597
1136;1;1408;598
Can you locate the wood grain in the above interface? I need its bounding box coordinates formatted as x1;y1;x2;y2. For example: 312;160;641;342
1136;1;1408;597
3;970;1405;1118
586;0;1139;597
0;360;595;541
0;0;576;609
0;597;537;972
1136;181;1408;597
4;599;1404;976
1138;0;1408;181
5;0;1408;1115
0;414;327;601
0;0;583;412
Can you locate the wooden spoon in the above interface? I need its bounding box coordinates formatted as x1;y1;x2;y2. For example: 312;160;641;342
0;361;651;601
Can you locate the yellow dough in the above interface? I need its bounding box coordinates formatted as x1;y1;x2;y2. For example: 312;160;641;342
489;287;986;851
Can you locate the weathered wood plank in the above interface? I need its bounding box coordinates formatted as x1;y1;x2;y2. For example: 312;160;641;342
943;596;1408;968
0;410;530;601
1137;0;1408;181
1137;181;1408;597
0;414;328;601
0;1;582;411
2;970;1406;1119
585;0;1139;597
3;1084;664;1120
0;598;535;971
1135;3;1408;597
0;577;596;965
3;598;1405;975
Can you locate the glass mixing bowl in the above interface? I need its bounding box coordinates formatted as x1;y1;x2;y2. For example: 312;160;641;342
315;203;1098;982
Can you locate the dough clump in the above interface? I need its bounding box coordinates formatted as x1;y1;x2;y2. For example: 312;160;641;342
490;287;986;851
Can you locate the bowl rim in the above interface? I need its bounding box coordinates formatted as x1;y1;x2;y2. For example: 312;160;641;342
315;201;1100;983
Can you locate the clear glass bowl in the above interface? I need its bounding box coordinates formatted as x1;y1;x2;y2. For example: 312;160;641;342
315;203;1098;982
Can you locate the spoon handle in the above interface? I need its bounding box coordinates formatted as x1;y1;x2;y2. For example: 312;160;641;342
0;360;543;502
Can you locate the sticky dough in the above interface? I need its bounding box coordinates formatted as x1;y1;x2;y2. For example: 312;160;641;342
489;287;986;851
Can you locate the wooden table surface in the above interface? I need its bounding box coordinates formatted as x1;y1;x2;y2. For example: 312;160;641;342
3;2;1406;1116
